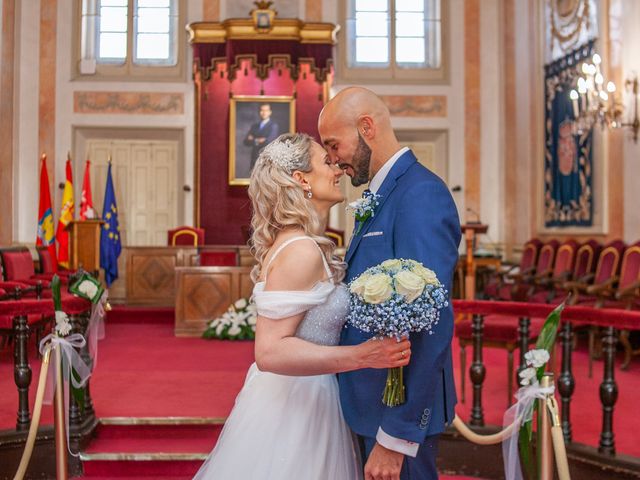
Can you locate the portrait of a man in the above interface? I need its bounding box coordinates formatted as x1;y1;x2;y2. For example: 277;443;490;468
229;96;295;185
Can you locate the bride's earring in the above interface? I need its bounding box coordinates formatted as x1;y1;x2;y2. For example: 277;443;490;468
307;187;313;199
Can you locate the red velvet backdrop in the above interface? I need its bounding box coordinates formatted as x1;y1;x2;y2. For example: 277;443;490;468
196;61;330;245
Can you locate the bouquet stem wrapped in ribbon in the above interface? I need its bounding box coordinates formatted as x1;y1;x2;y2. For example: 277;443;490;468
346;259;449;407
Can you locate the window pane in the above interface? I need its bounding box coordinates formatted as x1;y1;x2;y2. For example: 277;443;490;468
137;7;170;32
100;6;128;32
99;32;127;58
356;12;388;37
396;37;425;63
138;0;170;7
355;0;387;12
396;0;424;12
356;37;389;63
136;33;169;59
101;0;127;6
396;12;424;37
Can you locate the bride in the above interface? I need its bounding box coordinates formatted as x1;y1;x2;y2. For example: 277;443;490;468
193;133;411;479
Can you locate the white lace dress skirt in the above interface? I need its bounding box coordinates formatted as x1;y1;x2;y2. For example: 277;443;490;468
193;364;361;479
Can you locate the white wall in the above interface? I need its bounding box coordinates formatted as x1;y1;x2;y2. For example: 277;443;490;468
620;0;640;242
14;0;40;243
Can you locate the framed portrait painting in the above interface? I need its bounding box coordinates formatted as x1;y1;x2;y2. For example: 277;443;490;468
229;95;296;186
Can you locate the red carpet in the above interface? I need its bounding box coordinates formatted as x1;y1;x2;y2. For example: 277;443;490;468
1;308;638;478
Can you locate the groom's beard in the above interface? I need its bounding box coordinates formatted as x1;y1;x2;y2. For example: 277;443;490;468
349;133;372;187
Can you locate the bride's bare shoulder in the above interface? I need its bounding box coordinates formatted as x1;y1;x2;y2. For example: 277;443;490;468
264;234;324;291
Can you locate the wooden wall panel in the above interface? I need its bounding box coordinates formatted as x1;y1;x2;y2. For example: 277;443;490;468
175;267;254;336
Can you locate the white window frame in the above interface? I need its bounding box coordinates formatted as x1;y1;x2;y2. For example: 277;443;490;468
75;0;185;81
338;0;449;83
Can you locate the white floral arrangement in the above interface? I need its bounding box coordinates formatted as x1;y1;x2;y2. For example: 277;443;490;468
55;310;73;337
69;273;104;304
347;190;381;235
518;349;551;386
202;298;257;341
347;259;449;406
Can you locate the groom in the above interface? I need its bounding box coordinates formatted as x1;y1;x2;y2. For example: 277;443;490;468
319;87;461;480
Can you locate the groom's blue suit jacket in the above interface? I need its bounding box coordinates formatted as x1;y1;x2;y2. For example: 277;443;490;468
339;149;461;444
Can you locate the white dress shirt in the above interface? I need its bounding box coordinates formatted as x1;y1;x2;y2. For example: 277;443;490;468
367;146;420;458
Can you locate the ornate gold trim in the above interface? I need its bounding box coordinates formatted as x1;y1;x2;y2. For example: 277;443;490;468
186;20;338;45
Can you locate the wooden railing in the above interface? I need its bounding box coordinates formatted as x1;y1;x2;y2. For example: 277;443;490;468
0;296;93;434
453;300;640;456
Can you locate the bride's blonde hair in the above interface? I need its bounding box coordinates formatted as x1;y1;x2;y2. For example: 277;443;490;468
248;133;346;284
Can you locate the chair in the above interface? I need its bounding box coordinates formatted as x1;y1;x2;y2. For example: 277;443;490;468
199;250;238;267
0;247;54;298
587;241;640;369
563;240;626;376
168;226;205;247
528;240;578;303
483;239;542;300
36;246;73;282
510;240;559;301
325;227;345;248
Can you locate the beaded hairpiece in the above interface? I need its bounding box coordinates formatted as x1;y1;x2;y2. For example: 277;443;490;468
261;139;299;173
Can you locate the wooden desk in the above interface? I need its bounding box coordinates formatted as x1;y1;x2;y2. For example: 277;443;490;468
175;266;254;337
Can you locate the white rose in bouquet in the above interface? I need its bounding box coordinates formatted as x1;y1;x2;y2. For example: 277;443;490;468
411;264;440;285
394;270;426;303
363;273;394;304
350;273;371;297
380;259;403;273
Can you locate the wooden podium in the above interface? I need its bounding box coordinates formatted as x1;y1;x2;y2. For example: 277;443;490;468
461;223;489;300
68;220;104;274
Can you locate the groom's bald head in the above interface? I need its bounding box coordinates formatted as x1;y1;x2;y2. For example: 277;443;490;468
318;87;399;185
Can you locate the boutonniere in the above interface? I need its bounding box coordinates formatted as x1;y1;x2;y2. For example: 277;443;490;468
347;190;381;235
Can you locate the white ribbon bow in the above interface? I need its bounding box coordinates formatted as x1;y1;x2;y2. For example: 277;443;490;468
502;381;555;480
39;333;92;456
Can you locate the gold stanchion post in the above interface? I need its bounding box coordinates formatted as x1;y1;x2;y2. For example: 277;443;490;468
54;347;68;480
538;374;554;480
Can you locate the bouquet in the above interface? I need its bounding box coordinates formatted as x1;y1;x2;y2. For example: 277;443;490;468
202;298;257;341
346;259;449;406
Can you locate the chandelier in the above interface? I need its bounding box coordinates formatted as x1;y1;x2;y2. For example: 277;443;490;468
570;53;639;143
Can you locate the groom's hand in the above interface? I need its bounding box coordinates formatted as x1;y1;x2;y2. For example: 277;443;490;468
364;443;404;480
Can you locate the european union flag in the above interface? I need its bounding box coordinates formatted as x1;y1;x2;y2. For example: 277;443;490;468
100;163;122;286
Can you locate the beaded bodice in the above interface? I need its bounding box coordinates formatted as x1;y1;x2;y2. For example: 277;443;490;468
294;284;349;346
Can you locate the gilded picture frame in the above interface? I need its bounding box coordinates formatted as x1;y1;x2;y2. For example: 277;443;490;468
229;95;296;186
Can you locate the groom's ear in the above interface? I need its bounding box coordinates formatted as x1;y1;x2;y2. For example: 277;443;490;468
357;115;375;140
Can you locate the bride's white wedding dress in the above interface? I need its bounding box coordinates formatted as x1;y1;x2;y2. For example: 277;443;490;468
193;236;362;480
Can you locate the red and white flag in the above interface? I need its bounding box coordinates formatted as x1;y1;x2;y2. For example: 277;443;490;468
80;159;96;220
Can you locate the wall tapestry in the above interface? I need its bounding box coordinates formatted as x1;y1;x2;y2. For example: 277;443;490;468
544;41;594;228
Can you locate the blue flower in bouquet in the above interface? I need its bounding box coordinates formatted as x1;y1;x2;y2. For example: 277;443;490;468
346;259;449;406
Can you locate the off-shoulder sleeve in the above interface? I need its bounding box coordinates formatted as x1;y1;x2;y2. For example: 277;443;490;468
252;282;335;319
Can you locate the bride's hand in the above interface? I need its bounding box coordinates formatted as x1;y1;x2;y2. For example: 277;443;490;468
358;336;411;369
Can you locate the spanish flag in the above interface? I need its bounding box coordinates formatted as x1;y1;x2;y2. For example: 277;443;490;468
37;154;57;270
56;155;74;268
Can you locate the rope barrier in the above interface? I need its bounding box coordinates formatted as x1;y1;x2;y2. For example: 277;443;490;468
13;348;52;480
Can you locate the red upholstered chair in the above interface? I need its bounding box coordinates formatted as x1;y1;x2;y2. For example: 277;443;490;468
510;240;560;301
0;247;54;298
199;250;238;266
483;239;542;300
325;227;345;248
529;240;578;303
584;241;640;369
36;246;73;282
168;226;205;247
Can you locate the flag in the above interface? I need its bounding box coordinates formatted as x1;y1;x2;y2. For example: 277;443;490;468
100;162;122;286
37;154;58;270
80;159;96;220
56;155;74;268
